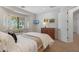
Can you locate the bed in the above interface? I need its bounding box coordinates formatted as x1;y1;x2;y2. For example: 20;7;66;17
0;31;54;52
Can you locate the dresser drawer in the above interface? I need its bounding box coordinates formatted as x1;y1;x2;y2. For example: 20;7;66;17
41;28;55;39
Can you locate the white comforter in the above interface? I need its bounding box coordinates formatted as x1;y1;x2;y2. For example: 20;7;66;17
23;32;55;49
16;35;37;52
0;31;54;52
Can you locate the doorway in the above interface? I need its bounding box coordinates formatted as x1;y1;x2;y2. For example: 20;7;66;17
73;10;79;41
68;7;79;42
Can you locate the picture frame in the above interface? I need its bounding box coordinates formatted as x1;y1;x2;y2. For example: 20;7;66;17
33;20;39;24
49;19;55;23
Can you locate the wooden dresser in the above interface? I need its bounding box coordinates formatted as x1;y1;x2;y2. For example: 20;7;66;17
41;28;55;39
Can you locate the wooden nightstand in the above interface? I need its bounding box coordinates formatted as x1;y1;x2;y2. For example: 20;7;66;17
41;28;55;39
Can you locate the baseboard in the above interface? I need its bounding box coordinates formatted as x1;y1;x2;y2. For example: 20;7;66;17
58;38;73;43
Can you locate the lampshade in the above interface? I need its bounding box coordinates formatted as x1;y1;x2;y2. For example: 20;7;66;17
43;18;49;28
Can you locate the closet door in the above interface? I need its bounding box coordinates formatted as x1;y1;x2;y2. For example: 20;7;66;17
67;10;73;42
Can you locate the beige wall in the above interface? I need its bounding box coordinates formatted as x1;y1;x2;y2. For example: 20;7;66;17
36;10;59;32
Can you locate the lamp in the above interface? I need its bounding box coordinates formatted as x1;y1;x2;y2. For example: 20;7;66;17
43;22;46;28
43;18;48;28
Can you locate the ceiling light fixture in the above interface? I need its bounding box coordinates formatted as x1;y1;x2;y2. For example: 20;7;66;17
49;6;55;8
21;6;26;8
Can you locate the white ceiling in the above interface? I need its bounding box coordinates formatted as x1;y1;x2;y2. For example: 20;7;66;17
18;6;56;14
